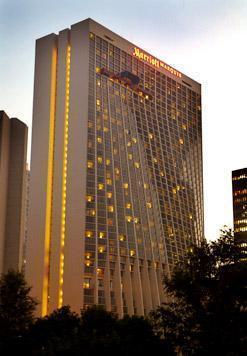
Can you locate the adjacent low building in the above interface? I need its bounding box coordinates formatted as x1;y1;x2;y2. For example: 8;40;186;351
0;110;28;274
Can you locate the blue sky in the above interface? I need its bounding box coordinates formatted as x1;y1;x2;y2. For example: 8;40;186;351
1;0;247;239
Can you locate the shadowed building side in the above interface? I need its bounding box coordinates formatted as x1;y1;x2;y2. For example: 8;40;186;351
0;111;28;274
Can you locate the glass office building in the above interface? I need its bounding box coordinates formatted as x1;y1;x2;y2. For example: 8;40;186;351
26;19;204;317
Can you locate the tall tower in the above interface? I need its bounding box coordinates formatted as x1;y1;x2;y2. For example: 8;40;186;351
232;168;247;253
26;19;204;317
0;111;28;274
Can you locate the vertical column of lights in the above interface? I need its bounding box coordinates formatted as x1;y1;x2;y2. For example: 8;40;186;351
174;83;187;257
164;78;178;266
152;71;170;272
118;88;134;315
121;91;144;314
170;83;181;261
196;96;203;243
182;86;194;248
133;92;162;306
42;46;57;317
111;84;129;315
186;92;196;246
58;44;71;308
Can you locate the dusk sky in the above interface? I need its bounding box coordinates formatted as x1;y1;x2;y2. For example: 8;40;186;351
1;0;247;240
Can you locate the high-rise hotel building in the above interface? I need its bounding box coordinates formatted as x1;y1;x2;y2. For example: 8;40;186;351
26;19;203;317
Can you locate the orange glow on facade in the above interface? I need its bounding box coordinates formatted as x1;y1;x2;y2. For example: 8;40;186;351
42;46;57;317
58;44;71;308
132;47;182;78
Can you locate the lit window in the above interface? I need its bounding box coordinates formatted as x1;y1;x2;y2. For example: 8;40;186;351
99;232;105;239
97;268;103;276
144;183;148;189
146;202;152;208
85;253;91;259
86;195;93;202
127;141;131;147
115;168;120;174
108;206;114;212
119;234;125;241
179;138;184;145
106;159;111;166
97;137;102;143
106;178;112;185
160;171;164;177
126;203;131;209
89;32;94;39
134;217;139;223
126;216;132;222
97;156;103;164
128;153;133;160
98;183;104;190
148;133;153;139
83;278;91;289
123;183;128;189
132;137;137;143
97;80;101;87
96;99;100;106
153;157;157;163
182;124;187;130
98;246;105;253
103;127;109;132
134;162;140;168
85;260;91;267
130;250;135;257
85;230;93;238
189;213;193;220
96;67;100;73
172;188;177;194
87;209;95;216
87;161;93;168
168;226;174;237
107;192;112;199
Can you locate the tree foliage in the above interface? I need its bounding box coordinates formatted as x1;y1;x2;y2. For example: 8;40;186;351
0;230;246;355
0;269;37;353
151;230;247;355
28;305;164;355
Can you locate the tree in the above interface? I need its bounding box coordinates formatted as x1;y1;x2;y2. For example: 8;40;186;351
150;230;247;355
117;315;167;355
30;305;80;355
0;269;37;352
78;305;119;355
